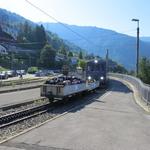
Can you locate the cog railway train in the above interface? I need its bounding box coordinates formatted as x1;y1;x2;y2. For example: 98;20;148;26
41;59;107;102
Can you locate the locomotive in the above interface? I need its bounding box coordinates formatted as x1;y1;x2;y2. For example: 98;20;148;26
41;59;107;102
86;59;107;87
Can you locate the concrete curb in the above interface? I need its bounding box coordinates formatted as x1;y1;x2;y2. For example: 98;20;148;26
110;77;150;113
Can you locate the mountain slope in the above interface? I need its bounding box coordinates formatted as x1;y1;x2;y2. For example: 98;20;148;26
141;37;150;42
42;23;150;70
0;8;34;38
0;8;82;53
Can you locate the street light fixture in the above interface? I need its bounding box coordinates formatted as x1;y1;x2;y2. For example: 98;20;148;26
132;18;140;76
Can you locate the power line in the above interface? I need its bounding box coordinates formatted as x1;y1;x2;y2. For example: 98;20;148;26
25;0;96;47
25;0;138;49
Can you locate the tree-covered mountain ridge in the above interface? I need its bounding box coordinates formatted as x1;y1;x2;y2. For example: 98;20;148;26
0;8;85;70
1;8;150;70
0;8;82;52
41;22;150;70
141;37;150;42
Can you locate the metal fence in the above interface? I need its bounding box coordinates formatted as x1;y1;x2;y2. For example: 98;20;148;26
109;73;150;105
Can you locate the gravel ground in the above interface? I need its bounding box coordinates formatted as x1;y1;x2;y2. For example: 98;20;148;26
0;112;54;141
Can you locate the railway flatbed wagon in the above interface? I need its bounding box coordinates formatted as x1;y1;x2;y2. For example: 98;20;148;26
41;82;87;101
86;80;100;91
41;58;108;103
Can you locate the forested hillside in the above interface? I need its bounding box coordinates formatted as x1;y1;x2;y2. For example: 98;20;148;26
42;23;150;70
0;8;82;70
0;8;128;73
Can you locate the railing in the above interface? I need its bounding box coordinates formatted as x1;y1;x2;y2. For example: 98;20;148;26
109;73;150;105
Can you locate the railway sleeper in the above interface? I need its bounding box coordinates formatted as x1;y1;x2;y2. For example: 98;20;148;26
0;104;49;125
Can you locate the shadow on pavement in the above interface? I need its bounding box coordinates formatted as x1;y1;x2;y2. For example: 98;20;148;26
49;78;132;114
109;79;132;94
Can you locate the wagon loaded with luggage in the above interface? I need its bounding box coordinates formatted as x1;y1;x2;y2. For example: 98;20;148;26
41;59;107;102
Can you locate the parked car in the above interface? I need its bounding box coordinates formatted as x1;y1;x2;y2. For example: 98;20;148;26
35;70;45;77
35;70;55;77
6;70;17;77
0;71;8;79
16;70;26;76
46;70;55;76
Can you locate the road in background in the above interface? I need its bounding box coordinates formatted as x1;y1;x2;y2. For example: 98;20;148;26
2;74;37;81
1;79;150;150
0;88;40;107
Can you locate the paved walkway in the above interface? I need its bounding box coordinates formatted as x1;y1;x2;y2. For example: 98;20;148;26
1;79;150;150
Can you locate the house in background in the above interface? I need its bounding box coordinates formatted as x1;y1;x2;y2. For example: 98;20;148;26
0;45;8;54
55;53;66;62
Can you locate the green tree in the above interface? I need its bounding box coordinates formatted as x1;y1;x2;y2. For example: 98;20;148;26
27;67;38;74
0;66;7;72
113;64;127;74
24;21;32;41
79;51;83;59
17;22;45;49
85;53;94;60
17;21;32;42
60;45;67;56
40;44;56;68
139;57;150;84
78;60;86;71
68;51;73;57
35;25;47;48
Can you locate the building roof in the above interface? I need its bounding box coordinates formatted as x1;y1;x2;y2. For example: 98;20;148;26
0;44;7;54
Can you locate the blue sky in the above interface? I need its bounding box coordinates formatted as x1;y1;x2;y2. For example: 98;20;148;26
0;0;149;36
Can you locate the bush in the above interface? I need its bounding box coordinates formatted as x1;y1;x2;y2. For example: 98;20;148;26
0;66;7;72
27;67;38;74
78;60;86;71
139;57;150;84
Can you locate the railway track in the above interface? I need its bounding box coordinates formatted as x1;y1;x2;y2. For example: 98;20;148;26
0;98;54;142
0;102;50;129
0;89;107;142
0;97;52;128
0;97;49;116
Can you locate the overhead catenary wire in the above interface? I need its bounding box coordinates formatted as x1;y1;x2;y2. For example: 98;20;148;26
0;0;138;51
25;0;96;48
25;1;138;47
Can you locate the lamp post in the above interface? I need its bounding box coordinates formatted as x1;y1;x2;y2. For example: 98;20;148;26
132;18;140;76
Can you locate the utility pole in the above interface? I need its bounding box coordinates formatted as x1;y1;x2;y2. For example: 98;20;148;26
106;49;109;73
28;53;31;67
132;19;140;76
11;52;13;70
137;22;140;76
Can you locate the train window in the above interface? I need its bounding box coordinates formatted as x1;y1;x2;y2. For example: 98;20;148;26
101;64;105;72
96;64;100;71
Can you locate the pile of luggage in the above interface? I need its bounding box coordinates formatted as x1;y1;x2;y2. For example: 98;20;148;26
45;76;85;86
